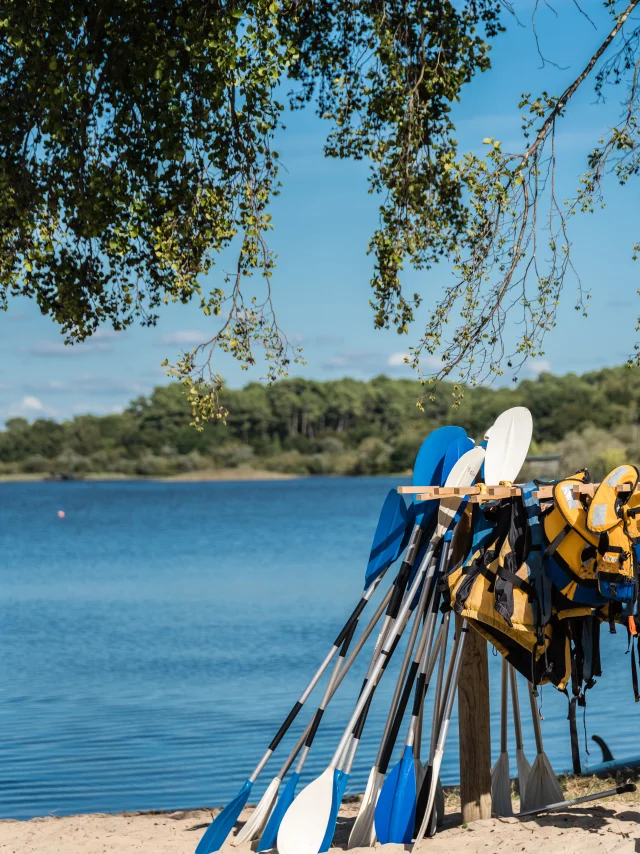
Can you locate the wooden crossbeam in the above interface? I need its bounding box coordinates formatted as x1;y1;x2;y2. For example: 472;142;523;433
398;482;633;503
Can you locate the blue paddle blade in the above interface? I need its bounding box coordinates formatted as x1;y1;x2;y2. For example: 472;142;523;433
376;747;417;844
257;772;299;852
365;489;408;588
375;753;401;843
442;436;474;483
412;426;466;528
196;779;252;854
319;769;346;852
388;746;417;843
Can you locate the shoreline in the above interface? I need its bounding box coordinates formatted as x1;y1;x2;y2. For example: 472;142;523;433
2;778;639;853
0;469;411;483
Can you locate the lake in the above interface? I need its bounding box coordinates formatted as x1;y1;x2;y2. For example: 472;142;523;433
0;478;636;820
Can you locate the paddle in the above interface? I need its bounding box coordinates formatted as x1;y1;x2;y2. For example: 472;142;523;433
277;446;485;854
374;610;445;844
412;406;533;849
521;682;564;813
491;657;513;817
260;563;404;854
347;436;473;849
518;783;636;818
510;666;531;807
256;585;395;852
427;611;451;832
197;489;408;854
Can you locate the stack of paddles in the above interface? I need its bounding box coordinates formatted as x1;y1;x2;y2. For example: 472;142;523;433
195;408;640;854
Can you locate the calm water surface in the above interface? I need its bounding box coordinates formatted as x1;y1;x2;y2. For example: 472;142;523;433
0;478;637;819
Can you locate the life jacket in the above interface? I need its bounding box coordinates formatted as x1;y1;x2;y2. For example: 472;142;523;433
442;485;571;689
542;470;605;607
586;465;639;603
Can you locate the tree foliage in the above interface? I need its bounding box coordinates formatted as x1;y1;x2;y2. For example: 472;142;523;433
0;0;502;421
2;365;640;478
2;1;640;419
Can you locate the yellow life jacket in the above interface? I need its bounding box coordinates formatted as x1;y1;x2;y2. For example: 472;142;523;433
586;464;639;603
542;470;604;606
443;491;571;688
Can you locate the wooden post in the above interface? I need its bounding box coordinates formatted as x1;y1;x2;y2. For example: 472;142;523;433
457;617;492;822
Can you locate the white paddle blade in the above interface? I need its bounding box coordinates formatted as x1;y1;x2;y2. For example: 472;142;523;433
435;446;485;536
483;425;493;441
347;768;382;849
483;407;533;486
277;766;334;854
232;776;280;845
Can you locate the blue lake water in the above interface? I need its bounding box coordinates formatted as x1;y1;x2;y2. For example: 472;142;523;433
0;477;637;820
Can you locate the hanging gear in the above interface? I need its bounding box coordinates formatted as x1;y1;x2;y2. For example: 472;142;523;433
542;470;605;607
587;465;639;603
442;486;571;689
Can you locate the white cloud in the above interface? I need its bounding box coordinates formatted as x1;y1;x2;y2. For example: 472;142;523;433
157;329;208;347
387;352;410;368
92;329;124;340
528;359;552;376
8;395;45;417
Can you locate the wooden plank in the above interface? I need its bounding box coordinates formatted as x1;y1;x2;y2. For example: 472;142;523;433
457;617;492;823
400;482;633;503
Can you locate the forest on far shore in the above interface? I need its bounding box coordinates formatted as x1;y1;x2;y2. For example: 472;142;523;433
1;366;639;480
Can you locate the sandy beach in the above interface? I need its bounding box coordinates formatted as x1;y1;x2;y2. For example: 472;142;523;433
3;784;640;854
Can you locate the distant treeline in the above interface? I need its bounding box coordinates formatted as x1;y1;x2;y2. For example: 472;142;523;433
2;367;640;478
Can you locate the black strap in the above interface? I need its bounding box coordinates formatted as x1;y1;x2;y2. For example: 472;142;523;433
544;523;572;559
495;563;534;597
631;634;640;703
568;695;582;774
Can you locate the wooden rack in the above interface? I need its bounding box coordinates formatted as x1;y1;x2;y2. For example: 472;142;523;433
398;482;633;503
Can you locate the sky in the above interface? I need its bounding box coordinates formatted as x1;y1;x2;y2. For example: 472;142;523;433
1;0;639;424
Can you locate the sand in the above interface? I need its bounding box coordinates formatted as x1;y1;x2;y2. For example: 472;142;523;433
3;792;640;854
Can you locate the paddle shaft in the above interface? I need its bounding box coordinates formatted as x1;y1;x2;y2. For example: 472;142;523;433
500;657;508;753
510;666;525;751
407;617;445;750
247;569;392;783
330;485;471;769
335;586;423;773
413;621;468;849
377;566;445;775
274;582;395;780
528;682;544;756
294;620;358;773
428;612;450;766
375;538;450;768
517;783;636;817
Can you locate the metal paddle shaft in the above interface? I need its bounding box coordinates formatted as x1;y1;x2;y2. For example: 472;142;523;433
529;683;544;756
518;783;636;817
412;622;469;850
255;586;395;853
374;613;445;845
329;450;484;774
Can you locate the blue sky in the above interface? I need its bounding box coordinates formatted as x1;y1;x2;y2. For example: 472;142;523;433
1;0;638;424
